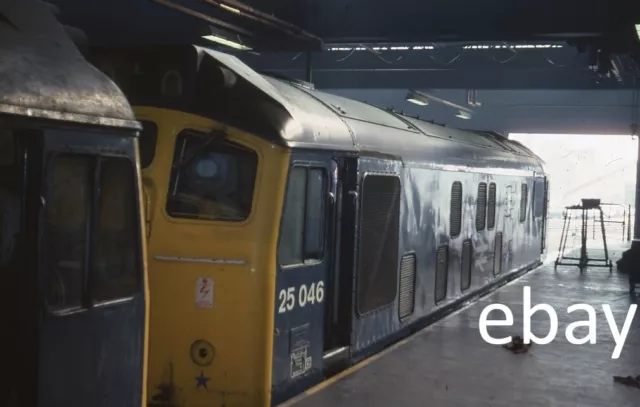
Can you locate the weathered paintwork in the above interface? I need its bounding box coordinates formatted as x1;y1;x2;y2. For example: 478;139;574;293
0;0;139;129
271;152;546;403
38;130;147;407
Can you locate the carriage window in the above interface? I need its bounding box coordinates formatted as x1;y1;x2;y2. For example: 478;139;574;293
166;130;258;222
138;120;158;169
278;166;327;266
44;155;91;311
93;157;139;303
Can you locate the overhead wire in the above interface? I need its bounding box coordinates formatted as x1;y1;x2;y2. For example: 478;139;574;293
336;48;355;62
427;42;465;65
320;41;607;73
489;41;520;64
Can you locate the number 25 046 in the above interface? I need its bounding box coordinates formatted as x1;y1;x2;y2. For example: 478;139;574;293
278;281;325;314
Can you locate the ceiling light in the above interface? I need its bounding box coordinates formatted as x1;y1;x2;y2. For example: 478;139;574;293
636;24;640;40
456;110;471;120
220;4;241;14
406;92;428;106
202;34;251;51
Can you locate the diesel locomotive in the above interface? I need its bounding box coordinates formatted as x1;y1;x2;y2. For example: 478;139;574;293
89;45;549;407
2;2;149;407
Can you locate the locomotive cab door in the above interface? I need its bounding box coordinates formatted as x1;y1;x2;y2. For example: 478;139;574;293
322;155;358;370
2;127;147;407
38;128;146;407
273;153;337;401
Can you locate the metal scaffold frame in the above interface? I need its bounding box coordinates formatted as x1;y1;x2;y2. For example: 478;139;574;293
554;198;613;272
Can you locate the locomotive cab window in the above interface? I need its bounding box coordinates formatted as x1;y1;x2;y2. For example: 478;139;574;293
278;166;327;266
166;129;258;222
44;154;141;311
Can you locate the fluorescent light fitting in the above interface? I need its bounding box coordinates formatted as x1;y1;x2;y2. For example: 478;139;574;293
636;24;640;40
407;97;428;106
202;34;251;51
456;110;471;119
406;92;428;106
220;4;241;14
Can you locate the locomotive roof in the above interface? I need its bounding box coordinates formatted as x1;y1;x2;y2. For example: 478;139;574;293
0;1;140;130
86;44;544;175
199;47;544;174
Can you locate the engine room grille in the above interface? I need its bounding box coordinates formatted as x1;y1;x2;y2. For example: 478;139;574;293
356;174;401;315
398;252;417;321
461;239;473;292
450;181;462;238
476;182;487;231
493;232;503;276
487;183;496;230
434;245;449;304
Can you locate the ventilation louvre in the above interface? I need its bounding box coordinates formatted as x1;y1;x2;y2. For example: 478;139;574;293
487;183;496;230
434;245;449;304
476;183;487;231
450;182;462;238
356;174;401;315
520;183;528;222
461;239;473;291
398;253;417;321
493;232;503;276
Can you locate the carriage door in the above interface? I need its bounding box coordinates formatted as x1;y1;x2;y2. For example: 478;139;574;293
322;155;358;370
38;131;145;407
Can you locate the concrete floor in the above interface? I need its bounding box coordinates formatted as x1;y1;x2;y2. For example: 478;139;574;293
288;244;640;407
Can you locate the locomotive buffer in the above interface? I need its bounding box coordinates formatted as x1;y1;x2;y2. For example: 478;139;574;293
554;198;613;272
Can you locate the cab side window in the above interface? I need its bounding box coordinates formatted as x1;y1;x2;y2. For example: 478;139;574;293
44;154;141;312
94;157;139;302
44;155;90;310
278;166;327;266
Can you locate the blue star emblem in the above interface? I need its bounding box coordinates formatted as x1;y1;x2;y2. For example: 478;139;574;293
195;370;210;389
